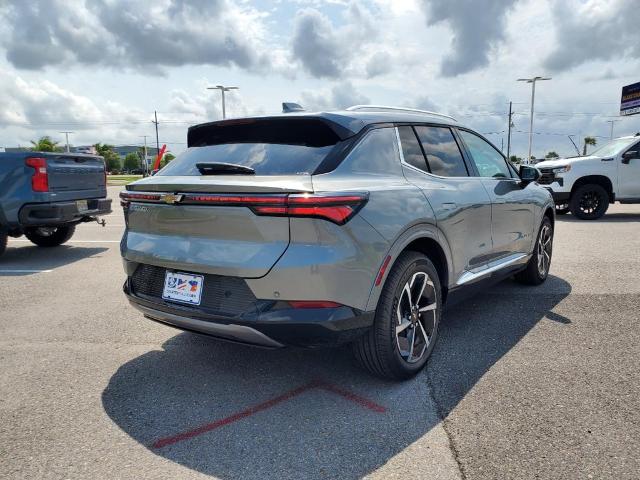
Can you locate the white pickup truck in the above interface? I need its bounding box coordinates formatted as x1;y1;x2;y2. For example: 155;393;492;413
535;135;640;219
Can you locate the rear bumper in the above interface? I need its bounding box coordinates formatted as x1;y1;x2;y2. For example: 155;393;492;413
19;198;112;226
123;279;374;348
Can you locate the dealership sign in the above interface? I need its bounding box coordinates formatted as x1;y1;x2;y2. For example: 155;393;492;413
620;81;640;116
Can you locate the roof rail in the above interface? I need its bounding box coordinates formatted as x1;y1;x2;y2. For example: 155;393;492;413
345;105;457;122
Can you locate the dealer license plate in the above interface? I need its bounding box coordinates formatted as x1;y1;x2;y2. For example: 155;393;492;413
162;271;204;305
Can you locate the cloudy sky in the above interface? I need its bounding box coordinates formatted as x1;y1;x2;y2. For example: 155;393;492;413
0;0;639;158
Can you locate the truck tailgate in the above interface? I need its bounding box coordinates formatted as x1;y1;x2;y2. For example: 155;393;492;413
46;154;106;193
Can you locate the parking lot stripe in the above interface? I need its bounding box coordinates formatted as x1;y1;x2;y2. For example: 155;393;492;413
151;380;387;449
0;269;53;273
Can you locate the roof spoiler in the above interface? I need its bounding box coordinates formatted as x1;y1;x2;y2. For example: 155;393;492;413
282;102;305;113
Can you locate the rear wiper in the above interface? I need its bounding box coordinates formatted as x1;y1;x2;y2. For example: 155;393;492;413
196;162;255;175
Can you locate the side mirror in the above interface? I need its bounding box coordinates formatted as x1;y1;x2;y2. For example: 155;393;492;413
519;165;541;184
622;151;638;164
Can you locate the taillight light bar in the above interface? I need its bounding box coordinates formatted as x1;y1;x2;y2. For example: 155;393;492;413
119;191;369;225
25;157;49;192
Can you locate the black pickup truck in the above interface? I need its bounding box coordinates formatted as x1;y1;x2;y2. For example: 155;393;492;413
0;151;112;256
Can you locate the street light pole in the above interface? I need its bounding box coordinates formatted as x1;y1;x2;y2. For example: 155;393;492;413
60;131;73;152
517;76;551;165
207;85;239;119
606;119;621;140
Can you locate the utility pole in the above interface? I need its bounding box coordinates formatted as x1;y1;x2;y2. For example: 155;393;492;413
60;131;73;152
517;76;551;165
139;135;149;176
153;111;160;153
506;101;513;159
606;119;621;140
207;85;239;119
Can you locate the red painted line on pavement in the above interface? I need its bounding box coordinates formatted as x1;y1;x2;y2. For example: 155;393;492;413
151;380;386;449
152;381;318;449
317;382;388;413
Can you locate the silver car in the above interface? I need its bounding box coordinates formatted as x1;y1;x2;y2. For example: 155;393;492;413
120;105;555;380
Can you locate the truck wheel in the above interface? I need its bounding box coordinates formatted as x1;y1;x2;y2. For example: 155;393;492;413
515;216;553;285
353;252;441;381
24;225;76;247
0;232;7;257
555;203;569;215
569;184;609;220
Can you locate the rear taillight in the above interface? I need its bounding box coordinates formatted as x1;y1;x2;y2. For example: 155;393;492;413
119;191;369;225
185;192;368;225
25;157;48;192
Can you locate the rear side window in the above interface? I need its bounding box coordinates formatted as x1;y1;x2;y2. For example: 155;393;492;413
414;126;468;177
339;127;401;174
161;119;339;176
398;126;428;172
459;130;512;178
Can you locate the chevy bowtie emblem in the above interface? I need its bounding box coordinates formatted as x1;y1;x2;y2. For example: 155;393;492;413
163;193;183;204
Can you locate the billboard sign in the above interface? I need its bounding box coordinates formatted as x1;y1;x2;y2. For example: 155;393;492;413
620;81;640;116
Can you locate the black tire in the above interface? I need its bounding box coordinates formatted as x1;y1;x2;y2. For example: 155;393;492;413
0;231;7;257
24;225;76;247
555;204;569;215
515;216;553;285
353;251;441;381
569;184;609;220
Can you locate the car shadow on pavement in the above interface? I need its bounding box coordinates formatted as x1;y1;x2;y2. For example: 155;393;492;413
102;275;571;479
0;245;109;275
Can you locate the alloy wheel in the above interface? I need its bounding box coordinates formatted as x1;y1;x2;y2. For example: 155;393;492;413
395;271;438;364
578;190;601;215
537;224;553;277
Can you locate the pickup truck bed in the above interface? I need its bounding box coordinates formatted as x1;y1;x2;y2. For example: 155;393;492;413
0;151;112;255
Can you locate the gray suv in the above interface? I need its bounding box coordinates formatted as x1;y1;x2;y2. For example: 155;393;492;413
120;106;555;380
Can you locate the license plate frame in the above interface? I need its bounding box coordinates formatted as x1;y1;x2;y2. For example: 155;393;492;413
162;271;204;305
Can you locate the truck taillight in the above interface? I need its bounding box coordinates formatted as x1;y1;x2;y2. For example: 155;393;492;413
25;157;48;192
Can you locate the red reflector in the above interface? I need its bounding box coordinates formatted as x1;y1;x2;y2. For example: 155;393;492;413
375;255;392;286
287;301;343;309
25;157;48;192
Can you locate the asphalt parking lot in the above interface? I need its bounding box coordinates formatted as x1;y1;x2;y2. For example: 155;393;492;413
1;185;639;479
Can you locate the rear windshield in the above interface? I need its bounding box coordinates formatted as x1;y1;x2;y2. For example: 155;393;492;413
160;118;340;176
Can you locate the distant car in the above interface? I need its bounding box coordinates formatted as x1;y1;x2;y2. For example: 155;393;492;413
120;105;555;380
0;151;112;256
536;135;640;219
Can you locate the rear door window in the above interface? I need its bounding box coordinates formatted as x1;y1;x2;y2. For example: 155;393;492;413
414;126;468;177
398;126;428;172
458;130;513;179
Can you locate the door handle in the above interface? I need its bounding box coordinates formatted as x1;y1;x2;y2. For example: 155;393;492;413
441;202;457;210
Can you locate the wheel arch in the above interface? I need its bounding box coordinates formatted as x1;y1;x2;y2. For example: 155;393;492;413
571;175;615;202
365;223;453;311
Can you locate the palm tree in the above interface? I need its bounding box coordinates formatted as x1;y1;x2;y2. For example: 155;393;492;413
30;136;63;152
582;136;597;156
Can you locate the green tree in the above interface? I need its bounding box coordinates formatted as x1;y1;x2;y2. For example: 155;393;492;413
123;152;140;172
509;155;522;165
30;136;63;152
94;143;121;172
545;151;559;159
583;136;597;155
160;152;176;168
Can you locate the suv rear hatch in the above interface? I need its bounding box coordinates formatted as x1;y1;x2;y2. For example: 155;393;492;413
121;117;353;278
